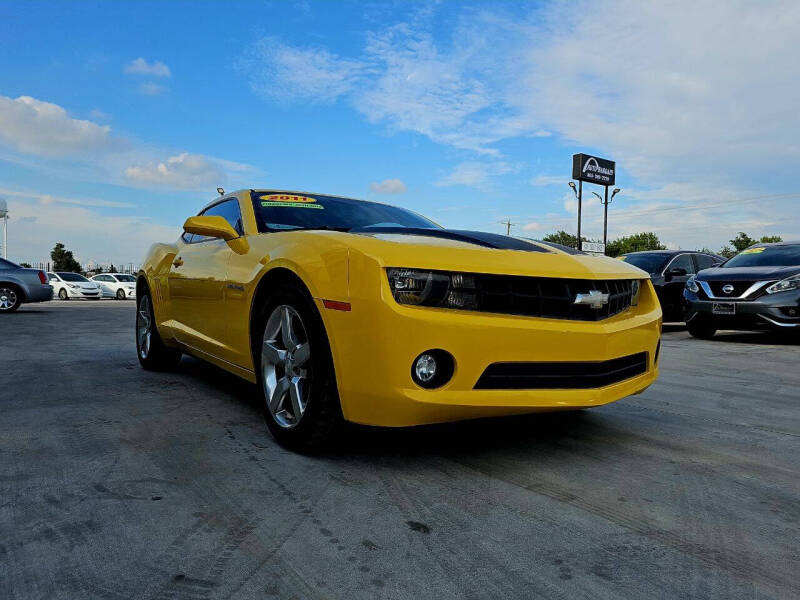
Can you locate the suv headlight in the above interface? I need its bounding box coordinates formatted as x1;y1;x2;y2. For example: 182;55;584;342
685;276;699;293
386;268;478;309
766;274;800;294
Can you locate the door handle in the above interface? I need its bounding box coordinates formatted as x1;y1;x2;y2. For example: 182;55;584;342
173;257;184;267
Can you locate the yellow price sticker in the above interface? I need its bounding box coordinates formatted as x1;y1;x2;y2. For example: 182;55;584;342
741;247;765;254
260;194;317;204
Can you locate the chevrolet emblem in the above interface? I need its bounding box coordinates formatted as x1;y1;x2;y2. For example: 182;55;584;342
574;290;609;309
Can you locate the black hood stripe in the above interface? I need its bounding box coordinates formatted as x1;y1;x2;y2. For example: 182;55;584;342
350;227;551;253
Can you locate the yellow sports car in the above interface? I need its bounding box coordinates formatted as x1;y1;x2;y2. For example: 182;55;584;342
136;189;661;450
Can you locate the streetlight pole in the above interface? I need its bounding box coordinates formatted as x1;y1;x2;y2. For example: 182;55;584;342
603;188;621;251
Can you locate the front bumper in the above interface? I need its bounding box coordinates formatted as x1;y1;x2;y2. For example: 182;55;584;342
320;284;662;427
685;288;800;330
68;287;101;298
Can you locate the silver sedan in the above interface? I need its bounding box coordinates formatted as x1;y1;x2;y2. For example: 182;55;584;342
0;258;54;313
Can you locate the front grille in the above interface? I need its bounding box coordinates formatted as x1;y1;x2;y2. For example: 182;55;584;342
473;274;634;321
708;281;755;297
474;352;648;390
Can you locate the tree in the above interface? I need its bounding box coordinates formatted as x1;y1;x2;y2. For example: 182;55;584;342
729;232;756;252
759;235;783;244
605;232;666;257
19;262;32;268
109;263;117;273
50;243;82;272
542;230;580;249
719;233;782;257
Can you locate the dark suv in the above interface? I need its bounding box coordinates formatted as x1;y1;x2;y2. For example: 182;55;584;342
618;250;725;321
683;242;800;338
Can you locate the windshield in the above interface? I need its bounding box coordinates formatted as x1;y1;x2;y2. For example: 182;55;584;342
723;245;800;268
114;274;136;282
251;192;439;232
619;253;669;274
58;272;89;282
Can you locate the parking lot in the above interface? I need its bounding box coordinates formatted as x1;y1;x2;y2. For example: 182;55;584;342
1;301;798;599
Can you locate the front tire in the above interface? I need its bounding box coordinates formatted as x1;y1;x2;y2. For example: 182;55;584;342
59;288;68;300
116;288;126;300
0;285;22;313
136;290;181;370
688;317;717;339
256;283;342;452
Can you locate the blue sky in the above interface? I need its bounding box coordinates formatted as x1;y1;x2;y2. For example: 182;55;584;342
1;0;799;265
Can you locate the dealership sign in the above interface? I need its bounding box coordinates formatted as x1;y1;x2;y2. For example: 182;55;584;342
572;153;616;186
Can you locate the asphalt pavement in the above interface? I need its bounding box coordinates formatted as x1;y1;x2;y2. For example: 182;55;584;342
1;302;798;599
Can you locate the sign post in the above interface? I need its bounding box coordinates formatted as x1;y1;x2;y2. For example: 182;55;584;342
572;154;616;253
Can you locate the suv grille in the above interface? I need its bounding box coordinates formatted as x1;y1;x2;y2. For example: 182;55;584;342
708;281;756;297
475;352;648;390
473;274;635;321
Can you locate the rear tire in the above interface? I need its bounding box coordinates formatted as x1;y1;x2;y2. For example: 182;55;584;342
255;283;342;452
688;317;717;339
59;288;68;300
136;289;181;370
0;285;22;313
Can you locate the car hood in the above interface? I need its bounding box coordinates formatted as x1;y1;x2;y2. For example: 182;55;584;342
326;228;649;280
697;265;800;281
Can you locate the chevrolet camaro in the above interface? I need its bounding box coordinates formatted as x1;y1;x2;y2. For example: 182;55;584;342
136;190;661;450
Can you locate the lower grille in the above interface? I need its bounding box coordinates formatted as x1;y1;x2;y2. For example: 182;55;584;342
474;352;648;390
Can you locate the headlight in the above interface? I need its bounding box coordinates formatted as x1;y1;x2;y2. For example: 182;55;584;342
386;268;477;310
766;274;800;294
68;283;79;289
631;279;641;306
685;276;699;293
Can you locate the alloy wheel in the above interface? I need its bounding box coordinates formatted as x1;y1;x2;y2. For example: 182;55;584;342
0;287;17;310
262;305;312;429
137;295;152;359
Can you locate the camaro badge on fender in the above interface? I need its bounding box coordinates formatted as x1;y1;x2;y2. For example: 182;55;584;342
574;290;609;309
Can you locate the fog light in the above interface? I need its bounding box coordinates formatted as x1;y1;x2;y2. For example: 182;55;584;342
411;349;455;389
415;354;437;382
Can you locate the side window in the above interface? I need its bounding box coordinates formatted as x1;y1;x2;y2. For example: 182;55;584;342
190;198;244;243
49;273;59;282
694;254;717;271
667;254;696;275
203;199;244;236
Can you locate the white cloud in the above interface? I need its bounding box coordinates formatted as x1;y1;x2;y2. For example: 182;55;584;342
0;95;111;157
435;161;515;188
5;196;177;266
138;82;167;96
370;178;407;194
238;38;365;103
124;58;171;78
124;153;229;189
0;94;254;191
0;187;134;208
530;175;564;187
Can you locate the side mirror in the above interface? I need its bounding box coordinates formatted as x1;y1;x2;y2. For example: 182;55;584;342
664;267;687;281
183;215;238;241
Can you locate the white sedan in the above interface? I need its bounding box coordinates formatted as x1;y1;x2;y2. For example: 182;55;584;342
48;272;102;300
90;273;137;300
